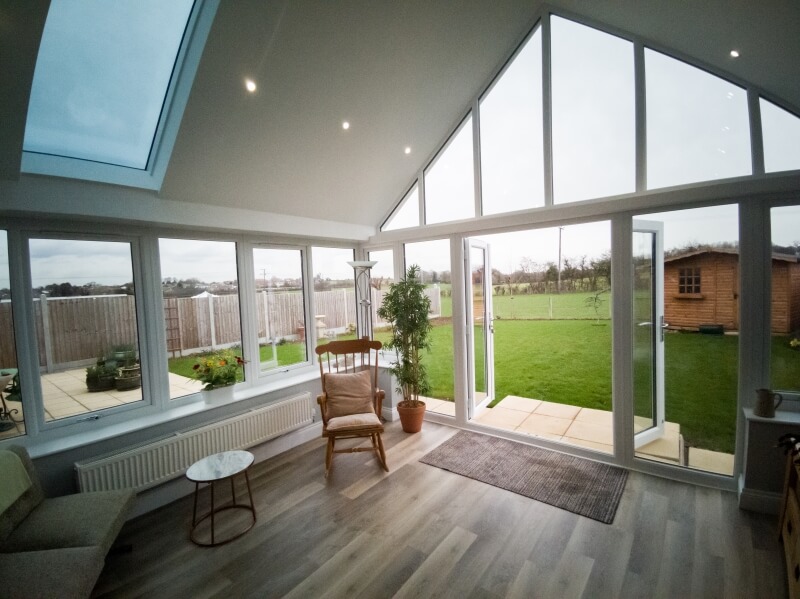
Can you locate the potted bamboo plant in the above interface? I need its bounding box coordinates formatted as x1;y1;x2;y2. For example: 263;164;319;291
377;264;432;433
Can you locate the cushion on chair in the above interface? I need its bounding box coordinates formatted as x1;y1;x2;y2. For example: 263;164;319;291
327;412;382;431
324;370;375;418
0;546;106;599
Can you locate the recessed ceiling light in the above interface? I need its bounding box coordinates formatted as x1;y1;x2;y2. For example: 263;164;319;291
342;121;350;130
404;146;411;155
730;50;740;58
244;78;257;93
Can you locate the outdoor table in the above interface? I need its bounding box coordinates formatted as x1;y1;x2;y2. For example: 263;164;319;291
0;368;19;432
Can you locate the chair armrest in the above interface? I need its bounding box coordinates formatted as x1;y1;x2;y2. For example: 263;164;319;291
374;389;385;418
316;393;329;424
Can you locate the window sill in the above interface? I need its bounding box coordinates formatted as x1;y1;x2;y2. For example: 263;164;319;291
25;367;323;460
673;293;704;299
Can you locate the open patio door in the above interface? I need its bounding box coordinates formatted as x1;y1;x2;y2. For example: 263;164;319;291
466;239;494;418
632;220;666;449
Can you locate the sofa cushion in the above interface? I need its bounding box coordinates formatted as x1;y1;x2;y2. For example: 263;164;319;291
0;546;106;599
324;370;374;418
0;446;44;545
0;450;32;514
1;489;134;554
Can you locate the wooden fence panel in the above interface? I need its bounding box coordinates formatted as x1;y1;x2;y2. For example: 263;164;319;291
0;301;17;367
2;286;443;371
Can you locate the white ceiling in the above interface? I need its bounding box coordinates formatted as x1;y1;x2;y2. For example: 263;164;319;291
5;1;800;232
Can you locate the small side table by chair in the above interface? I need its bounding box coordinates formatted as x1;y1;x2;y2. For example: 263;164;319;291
186;450;256;547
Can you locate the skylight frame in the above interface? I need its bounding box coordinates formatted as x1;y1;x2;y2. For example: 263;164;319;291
21;0;220;191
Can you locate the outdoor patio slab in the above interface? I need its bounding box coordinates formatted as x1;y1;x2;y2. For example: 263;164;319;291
688;447;734;475
532;401;581;420
474;406;529;429
574;407;613;426
564;419;613;445
498;395;541;413
517;413;572;436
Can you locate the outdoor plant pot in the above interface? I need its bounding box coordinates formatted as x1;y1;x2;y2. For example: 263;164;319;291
397;400;426;433
87;375;116;392
115;374;141;391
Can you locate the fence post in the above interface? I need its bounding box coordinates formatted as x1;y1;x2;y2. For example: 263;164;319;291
208;294;217;349
40;293;54;373
549;296;553;319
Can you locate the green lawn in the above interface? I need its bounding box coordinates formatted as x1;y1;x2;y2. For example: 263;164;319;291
168;320;800;455
437;290;610;321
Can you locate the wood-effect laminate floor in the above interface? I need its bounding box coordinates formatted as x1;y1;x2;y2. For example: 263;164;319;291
92;421;786;599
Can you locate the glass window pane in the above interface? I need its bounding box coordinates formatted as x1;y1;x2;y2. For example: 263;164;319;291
382;185;419;231
160;238;243;399
400;240;453;412
30;238;143;420
551;16;635;203
771;206;800;393
254;248;307;372
312;247;355;342
24;0;194;169
480;27;544;214
761;99;800;173
0;231;24;439
424;117;475;224
646;49;751;189
369;249;394;334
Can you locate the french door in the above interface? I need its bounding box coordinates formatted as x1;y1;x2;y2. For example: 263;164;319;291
632;220;666;448
465;239;494;418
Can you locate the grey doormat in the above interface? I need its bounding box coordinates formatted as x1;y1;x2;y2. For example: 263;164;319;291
420;431;628;524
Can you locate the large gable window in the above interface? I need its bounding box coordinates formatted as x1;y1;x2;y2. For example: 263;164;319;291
424;116;475;225
479;26;544;214
551;16;635;203
22;0;217;190
760;98;800;174
382;184;420;231
646;49;751;189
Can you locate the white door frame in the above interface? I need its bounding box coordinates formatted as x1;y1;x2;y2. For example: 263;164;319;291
465;238;494;419
632;219;666;449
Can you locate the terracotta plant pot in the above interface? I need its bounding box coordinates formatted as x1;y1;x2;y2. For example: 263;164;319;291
397;400;426;433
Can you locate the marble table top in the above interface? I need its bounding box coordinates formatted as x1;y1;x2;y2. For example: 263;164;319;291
186;450;254;482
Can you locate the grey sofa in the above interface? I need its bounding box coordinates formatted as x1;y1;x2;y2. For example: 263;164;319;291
0;446;135;599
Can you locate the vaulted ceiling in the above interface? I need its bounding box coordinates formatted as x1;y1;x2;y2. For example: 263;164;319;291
4;0;800;233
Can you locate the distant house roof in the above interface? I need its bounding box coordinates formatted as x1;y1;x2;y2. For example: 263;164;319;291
664;248;798;264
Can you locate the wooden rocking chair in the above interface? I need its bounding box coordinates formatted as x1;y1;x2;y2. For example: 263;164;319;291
315;338;388;476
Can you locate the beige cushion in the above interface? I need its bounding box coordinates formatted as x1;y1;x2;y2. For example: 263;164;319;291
327;412;382;431
324;370;374;418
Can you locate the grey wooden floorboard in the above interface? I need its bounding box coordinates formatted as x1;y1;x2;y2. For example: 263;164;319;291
93;420;787;599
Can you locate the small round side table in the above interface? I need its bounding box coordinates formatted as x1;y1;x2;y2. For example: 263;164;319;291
186;450;256;547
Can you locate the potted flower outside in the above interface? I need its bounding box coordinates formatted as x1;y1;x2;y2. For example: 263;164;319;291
86;363;117;392
191;348;246;403
377;264;432;433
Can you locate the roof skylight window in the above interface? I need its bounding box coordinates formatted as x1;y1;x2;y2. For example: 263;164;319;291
22;0;217;189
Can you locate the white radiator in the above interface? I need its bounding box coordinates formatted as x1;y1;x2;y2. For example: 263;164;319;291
75;393;314;492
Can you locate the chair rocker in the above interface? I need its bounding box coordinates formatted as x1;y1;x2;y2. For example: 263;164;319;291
315;338;388;476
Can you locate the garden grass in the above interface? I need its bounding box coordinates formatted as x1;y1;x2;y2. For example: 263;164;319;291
168;322;800;455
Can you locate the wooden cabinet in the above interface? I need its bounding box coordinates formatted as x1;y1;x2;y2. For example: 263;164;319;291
780;456;800;598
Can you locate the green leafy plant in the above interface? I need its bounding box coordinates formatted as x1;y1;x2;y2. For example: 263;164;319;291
377;264;432;407
191;348;246;390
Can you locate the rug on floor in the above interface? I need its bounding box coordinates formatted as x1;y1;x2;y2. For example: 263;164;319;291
420;430;628;524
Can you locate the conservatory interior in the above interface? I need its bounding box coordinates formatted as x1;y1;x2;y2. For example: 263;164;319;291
1;1;800;597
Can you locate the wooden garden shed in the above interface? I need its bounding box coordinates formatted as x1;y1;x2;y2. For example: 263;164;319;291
664;249;800;334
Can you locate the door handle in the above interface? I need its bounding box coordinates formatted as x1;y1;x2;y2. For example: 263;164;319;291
660;316;668;341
